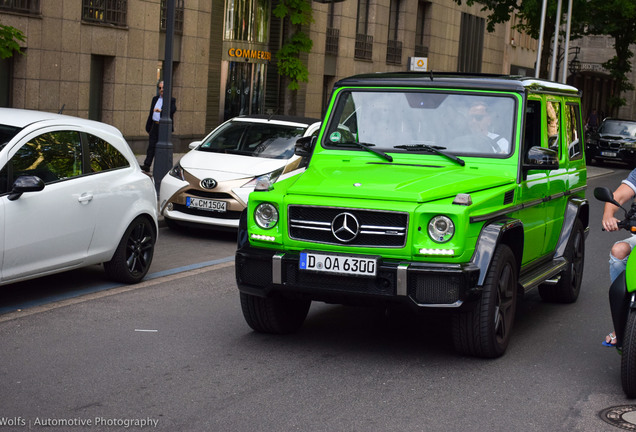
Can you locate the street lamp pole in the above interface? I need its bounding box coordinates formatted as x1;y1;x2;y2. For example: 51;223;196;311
153;0;175;194
549;0;563;82
560;0;574;83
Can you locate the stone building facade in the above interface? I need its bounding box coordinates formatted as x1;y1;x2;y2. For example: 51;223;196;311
1;0;632;155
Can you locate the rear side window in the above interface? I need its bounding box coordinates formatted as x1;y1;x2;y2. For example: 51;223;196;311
565;103;583;160
86;133;130;172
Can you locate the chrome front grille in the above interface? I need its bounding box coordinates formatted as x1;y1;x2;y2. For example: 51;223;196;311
288;205;408;247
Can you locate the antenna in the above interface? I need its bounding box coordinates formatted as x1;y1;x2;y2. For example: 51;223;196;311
58;104;65;114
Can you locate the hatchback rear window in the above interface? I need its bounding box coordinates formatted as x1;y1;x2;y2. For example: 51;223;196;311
197;122;307;159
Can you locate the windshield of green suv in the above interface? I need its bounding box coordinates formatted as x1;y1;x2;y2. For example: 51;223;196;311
323;90;516;157
197;121;308;159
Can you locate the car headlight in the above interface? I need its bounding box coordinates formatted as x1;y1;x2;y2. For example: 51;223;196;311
168;163;185;181
242;168;284;190
428;215;455;243
254;203;279;229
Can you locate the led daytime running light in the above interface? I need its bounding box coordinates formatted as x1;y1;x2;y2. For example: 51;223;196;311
419;248;455;256
250;234;276;241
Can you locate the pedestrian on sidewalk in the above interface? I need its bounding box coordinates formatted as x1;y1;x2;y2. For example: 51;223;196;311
142;81;176;172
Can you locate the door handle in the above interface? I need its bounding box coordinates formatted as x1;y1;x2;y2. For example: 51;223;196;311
78;193;93;204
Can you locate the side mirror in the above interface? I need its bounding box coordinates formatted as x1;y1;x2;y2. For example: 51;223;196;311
189;140;202;150
594;187;620;206
8;175;45;201
523;146;559;171
294;136;316;158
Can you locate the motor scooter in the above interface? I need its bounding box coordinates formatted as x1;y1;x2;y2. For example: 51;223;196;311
594;187;636;397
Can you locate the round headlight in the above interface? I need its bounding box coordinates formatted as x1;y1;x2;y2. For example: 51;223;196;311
428;215;455;243
254;203;279;229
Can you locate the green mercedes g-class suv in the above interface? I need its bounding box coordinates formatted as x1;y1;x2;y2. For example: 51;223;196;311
235;73;589;358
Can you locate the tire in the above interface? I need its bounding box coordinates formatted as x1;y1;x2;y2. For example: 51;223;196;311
622;310;636;398
104;216;156;284
452;244;518;358
240;292;310;334
538;219;585;303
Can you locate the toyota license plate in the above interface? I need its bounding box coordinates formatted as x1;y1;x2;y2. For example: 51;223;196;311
186;197;227;212
299;252;377;277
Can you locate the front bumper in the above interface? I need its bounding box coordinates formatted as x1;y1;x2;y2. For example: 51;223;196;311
235;245;482;308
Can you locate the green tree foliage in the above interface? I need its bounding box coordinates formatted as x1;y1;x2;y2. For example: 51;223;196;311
0;23;25;59
273;0;313;91
585;0;636;109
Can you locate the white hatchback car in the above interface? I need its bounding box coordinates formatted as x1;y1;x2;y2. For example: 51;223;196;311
0;108;158;285
159;115;321;230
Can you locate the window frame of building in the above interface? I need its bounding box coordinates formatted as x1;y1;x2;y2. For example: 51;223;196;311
355;0;373;61
414;0;430;57
386;0;402;65
160;0;184;35
325;2;339;56
458;12;484;73
0;0;40;15
81;0;127;28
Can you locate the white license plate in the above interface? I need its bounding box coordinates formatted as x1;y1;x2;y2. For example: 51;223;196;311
186;197;227;212
299;252;377;277
601;151;618;157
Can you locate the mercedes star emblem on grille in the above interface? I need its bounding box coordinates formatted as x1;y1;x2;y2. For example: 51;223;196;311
200;178;217;189
331;212;360;242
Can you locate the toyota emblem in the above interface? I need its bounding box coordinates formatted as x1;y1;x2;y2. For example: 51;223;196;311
331;212;360;243
200;178;217;189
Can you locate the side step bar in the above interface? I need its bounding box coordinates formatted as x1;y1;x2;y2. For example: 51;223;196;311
519;257;568;292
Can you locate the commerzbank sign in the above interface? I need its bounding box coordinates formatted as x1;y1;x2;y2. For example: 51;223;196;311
227;47;272;63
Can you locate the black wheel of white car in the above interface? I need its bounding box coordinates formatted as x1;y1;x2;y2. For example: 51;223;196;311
538;218;585;303
104;216;156;284
452;244;517;358
240;292;310;334
622;310;636;398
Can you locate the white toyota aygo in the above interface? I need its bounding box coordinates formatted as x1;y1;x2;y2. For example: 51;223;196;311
159;115;320;230
0;108;158;285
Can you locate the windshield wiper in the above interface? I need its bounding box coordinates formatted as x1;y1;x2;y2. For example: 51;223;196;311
394;144;465;166
337;141;393;162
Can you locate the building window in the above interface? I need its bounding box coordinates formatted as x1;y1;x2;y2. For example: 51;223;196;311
386;0;401;65
326;28;339;56
386;40;401;65
355;0;373;60
160;0;184;34
224;0;270;43
0;0;39;14
82;0;127;27
325;2;339;56
458;13;484;72
414;0;430;57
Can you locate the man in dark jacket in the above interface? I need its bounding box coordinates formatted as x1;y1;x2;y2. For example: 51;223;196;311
142;81;177;172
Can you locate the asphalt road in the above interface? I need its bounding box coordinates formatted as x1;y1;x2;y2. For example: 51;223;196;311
0;163;635;431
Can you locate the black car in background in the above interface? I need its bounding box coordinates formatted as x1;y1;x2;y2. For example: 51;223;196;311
586;118;636;167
